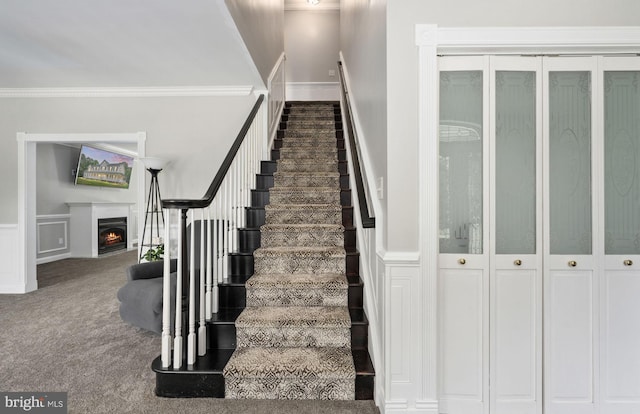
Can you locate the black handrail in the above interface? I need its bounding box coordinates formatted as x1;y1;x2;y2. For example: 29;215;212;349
161;94;265;210
337;62;375;228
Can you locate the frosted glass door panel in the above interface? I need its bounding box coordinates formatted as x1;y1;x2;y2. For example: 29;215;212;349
440;71;484;254
495;71;537;254
604;71;640;255
548;71;592;255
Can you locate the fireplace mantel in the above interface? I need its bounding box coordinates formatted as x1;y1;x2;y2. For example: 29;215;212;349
67;202;135;258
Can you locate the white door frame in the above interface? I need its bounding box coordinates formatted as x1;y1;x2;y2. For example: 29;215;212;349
16;132;146;293
415;25;640;412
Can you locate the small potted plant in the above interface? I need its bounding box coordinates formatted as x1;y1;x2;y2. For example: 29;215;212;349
142;244;164;262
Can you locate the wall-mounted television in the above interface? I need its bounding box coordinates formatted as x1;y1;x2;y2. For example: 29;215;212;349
74;145;134;189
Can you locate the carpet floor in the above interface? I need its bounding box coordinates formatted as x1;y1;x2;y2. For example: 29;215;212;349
0;250;378;414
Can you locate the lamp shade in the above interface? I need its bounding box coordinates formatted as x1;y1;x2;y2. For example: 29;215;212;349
139;157;167;171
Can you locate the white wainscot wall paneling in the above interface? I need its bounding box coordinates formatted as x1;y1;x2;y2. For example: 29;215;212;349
0;224;22;293
383;252;431;413
36;214;71;264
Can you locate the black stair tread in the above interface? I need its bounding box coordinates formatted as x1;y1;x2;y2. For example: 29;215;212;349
208;307;244;323
349;308;368;325
347;274;364;286
352;349;375;376
151;349;234;374
218;274;252;286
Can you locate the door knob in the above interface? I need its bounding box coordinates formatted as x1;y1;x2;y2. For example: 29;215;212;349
568;260;577;267
514;259;522;266
458;258;466;265
624;259;633;267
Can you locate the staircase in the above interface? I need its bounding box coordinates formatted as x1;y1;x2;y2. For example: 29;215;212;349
152;101;374;400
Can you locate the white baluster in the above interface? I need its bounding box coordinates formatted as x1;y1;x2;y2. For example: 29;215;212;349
222;179;229;280
217;192;224;283
206;208;213;318
211;205;219;314
187;213;196;366
173;211;183;369
198;209;206;356
161;209;172;368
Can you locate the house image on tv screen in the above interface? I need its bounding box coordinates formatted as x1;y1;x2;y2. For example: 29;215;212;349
75;145;134;189
84;161;128;184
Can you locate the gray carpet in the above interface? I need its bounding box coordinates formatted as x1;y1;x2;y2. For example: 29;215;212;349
0;250;378;413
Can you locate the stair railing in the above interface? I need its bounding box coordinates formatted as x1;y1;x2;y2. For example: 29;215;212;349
337;61;375;228
159;94;266;369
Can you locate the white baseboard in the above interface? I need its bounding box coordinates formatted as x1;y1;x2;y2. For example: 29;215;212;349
286;82;339;101
0;224;24;294
36;252;71;265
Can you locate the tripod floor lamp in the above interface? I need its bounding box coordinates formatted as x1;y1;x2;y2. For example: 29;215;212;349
139;157;166;262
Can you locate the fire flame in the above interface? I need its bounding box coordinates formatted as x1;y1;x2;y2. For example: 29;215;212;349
105;232;123;245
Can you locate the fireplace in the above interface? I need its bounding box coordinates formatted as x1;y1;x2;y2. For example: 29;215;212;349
97;217;127;255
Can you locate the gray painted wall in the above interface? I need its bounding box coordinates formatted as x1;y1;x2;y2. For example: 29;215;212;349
340;0;388;248
36;143;138;216
0;95;256;223
225;0;285;86
285;10;340;83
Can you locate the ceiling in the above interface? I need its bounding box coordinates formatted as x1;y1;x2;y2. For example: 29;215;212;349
284;0;340;11
0;0;262;88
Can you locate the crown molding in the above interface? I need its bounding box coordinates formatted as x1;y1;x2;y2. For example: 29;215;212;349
0;85;254;98
416;25;640;55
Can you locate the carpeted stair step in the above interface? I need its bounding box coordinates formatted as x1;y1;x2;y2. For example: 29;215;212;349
235;306;351;348
286;114;336;121
223;347;355;399
265;203;342;225
286;120;336;129
274;171;340;188
269;187;341;205
281;130;337;139
279;147;338;159
253;246;345;274
277;159;338;173
246;273;348;307
260;224;344;248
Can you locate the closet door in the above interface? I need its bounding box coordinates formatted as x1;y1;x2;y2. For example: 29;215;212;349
543;57;599;414
600;57;640;414
438;56;490;414
489;57;543;414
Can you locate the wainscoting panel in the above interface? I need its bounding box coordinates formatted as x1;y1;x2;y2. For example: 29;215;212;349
384;254;431;413
602;270;640;410
36;214;71;264
0;224;21;293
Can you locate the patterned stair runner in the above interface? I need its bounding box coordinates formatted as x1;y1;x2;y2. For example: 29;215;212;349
223;102;356;399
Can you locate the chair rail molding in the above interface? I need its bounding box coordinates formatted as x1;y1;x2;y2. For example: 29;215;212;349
415;23;640;414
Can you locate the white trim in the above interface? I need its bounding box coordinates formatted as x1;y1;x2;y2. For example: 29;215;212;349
380;251;420;264
36;214;71;220
415;23;640;414
37;220;68;254
16;132;146;294
285;82;339;101
0;86;254;99
416;25;640;55
0;224;21;294
36;253;71;265
267;52;287;149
